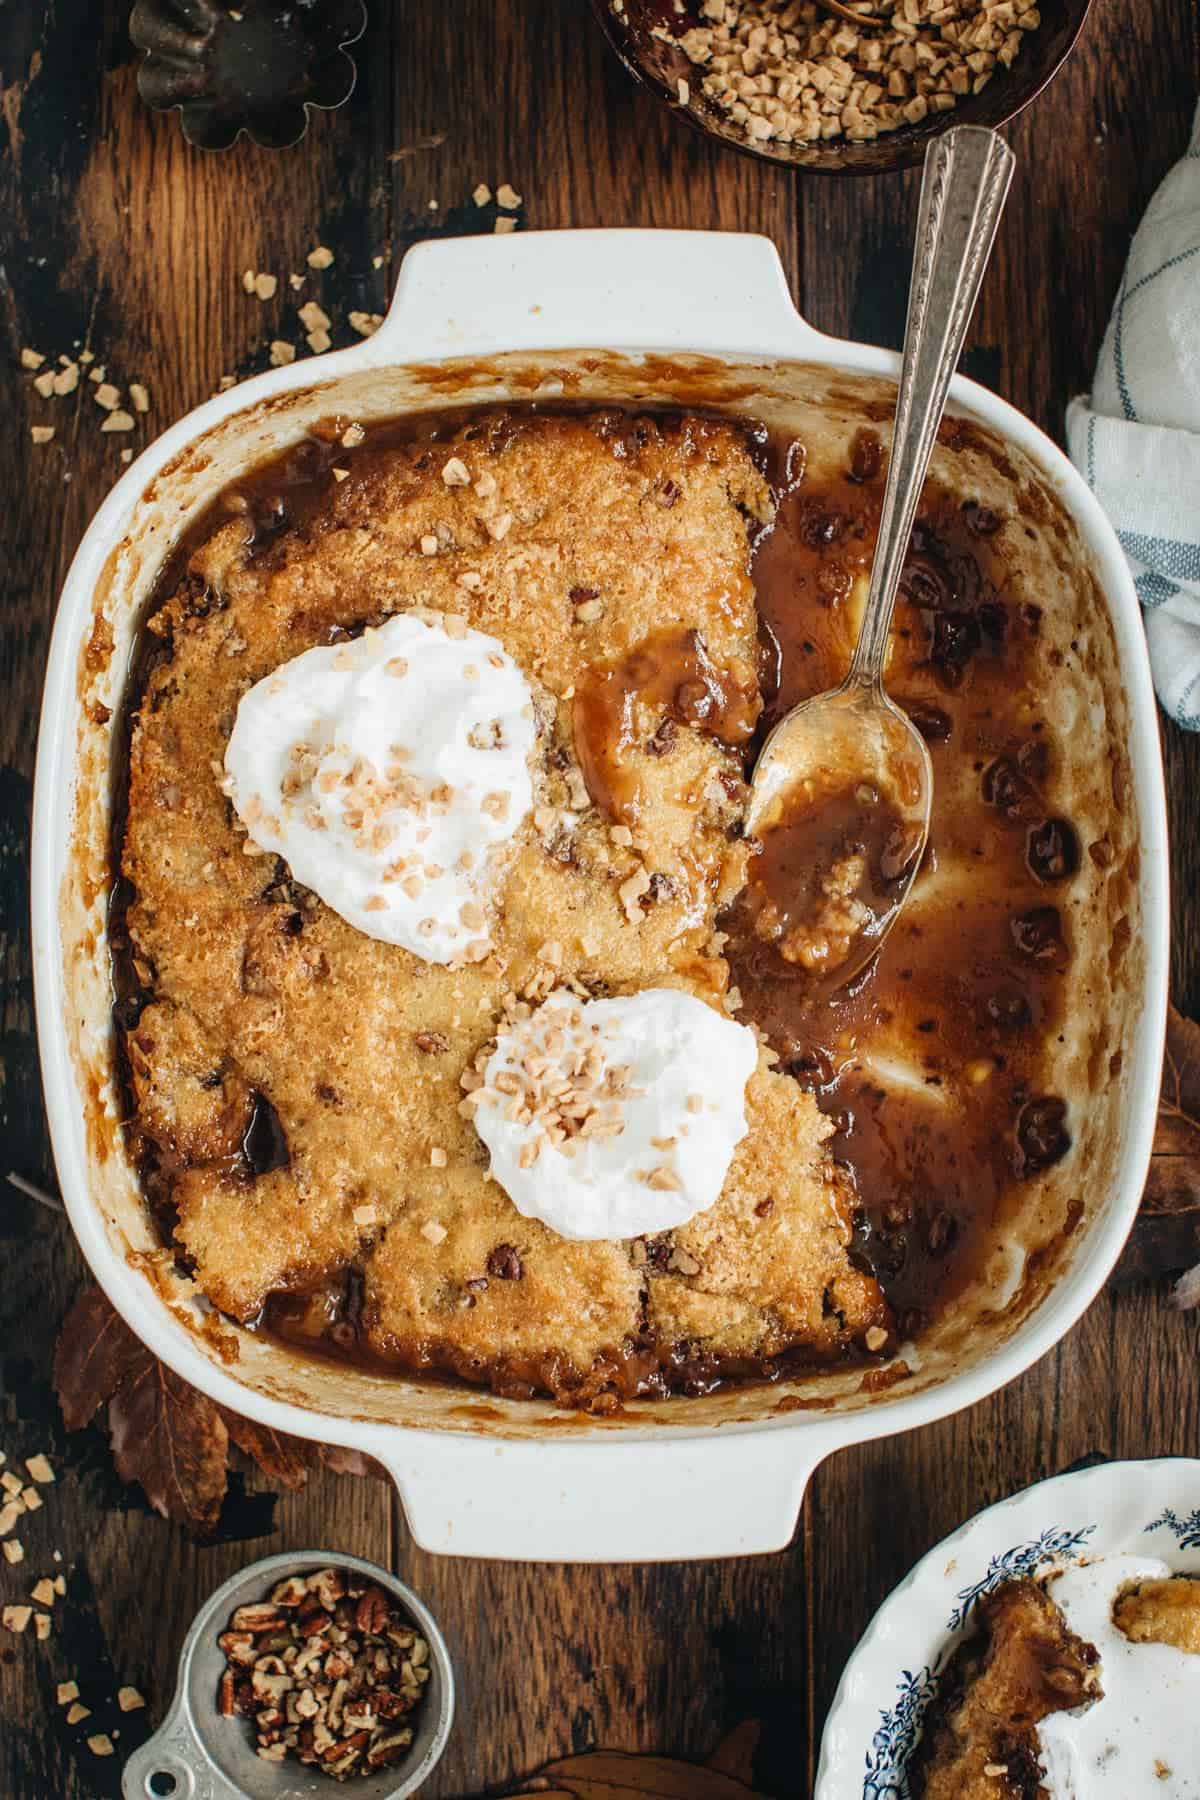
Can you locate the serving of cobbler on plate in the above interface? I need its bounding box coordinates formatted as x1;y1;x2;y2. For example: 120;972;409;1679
917;1561;1200;1797
114;402;1102;1407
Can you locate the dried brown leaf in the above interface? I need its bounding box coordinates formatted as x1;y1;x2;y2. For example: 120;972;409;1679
1112;1005;1200;1289
1155;1004;1200;1158
534;1751;770;1800
220;1409;313;1491
318;1444;389;1480
108;1356;229;1533
55;1285;380;1528
53;1286;144;1429
705;1722;761;1785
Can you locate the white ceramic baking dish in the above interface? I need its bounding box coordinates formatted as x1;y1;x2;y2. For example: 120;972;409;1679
32;229;1169;1563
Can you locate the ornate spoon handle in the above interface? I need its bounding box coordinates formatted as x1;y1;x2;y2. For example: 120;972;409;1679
849;125;1015;690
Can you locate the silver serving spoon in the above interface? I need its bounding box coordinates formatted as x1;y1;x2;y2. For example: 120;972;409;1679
746;124;1015;983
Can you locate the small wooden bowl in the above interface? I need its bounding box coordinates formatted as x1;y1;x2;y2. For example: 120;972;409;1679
590;0;1094;175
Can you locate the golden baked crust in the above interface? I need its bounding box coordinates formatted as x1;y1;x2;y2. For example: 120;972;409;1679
1114;1577;1200;1654
915;1578;1100;1800
121;409;888;1400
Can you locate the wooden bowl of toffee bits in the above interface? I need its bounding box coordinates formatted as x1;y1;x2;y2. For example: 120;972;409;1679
122;1551;454;1799
591;0;1094;174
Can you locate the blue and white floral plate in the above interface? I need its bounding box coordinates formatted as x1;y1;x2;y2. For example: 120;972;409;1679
815;1457;1200;1799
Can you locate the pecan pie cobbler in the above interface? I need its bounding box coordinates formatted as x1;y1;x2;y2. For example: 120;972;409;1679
916;1562;1200;1797
114;403;1094;1405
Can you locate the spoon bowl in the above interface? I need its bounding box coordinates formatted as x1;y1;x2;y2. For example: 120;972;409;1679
746;680;933;985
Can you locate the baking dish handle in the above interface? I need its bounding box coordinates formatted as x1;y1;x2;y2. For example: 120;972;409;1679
376;1427;831;1562
362;228;830;367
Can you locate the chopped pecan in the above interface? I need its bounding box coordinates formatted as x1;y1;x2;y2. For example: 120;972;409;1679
367;1730;416;1768
231;1603;287;1635
270;1575;309;1609
306;1567;346;1611
355;1586;391;1636
217;1629;257;1667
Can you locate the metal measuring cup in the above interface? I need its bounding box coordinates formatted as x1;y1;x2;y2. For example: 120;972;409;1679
122;1550;455;1800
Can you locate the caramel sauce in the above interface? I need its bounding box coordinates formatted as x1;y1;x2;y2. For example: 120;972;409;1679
735;780;918;986
572;626;759;823
724;441;1075;1328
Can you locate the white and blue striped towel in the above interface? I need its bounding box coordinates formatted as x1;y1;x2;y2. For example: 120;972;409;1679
1066;101;1200;730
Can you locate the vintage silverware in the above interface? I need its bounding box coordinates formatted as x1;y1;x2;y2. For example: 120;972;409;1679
746;125;1015;981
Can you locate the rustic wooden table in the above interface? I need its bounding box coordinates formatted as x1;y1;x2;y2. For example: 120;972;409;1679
2;2;1199;1796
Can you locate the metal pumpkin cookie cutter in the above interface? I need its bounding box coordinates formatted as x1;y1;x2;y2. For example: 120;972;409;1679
122;1550;455;1800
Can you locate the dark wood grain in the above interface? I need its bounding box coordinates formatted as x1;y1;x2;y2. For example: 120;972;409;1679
2;2;1198;1797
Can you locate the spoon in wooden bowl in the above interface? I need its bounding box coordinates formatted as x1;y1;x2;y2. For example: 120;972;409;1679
815;0;886;27
744;125;1015;987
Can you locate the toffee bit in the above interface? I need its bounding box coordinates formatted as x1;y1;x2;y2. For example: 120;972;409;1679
618;865;652;923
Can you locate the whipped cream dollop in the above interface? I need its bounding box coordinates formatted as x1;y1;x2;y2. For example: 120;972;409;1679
224;611;536;962
1038;1554;1200;1796
468;987;759;1240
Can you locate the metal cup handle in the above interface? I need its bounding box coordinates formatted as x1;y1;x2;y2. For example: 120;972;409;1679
122;1691;241;1800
